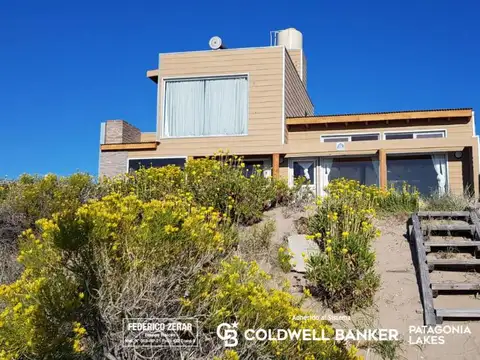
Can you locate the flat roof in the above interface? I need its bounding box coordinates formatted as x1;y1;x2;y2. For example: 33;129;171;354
287;108;472;126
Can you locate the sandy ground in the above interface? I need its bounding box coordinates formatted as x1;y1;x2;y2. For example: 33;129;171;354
260;207;480;360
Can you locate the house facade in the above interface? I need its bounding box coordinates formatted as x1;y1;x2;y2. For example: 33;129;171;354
99;28;479;197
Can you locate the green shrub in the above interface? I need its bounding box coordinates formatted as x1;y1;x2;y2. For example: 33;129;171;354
277;246;294;272
305;179;380;313
104;154;289;225
377;183;419;215
420;190;474;212
187;257;358;359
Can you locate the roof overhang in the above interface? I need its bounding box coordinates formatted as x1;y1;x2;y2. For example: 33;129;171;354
100;142;159;151
147;69;159;83
287;108;472;126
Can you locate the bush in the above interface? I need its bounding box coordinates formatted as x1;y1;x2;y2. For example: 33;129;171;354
0;187;358;359
305;179;381;312
277;246;294;272
104;154;294;225
376;183;419;215
420;190;475;212
187;257;358;360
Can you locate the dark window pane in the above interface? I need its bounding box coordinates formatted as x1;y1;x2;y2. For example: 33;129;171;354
323;137;349;143
128;158;186;171
351;134;379;141
329;158;378;186
243;161;264;178
387;155;439;195
385;133;414;140
415;133;444;139
293;161;315;184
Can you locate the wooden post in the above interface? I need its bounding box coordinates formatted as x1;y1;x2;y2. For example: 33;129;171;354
272;154;280;178
379;148;387;189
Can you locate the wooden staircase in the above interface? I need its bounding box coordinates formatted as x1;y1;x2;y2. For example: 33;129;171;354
409;211;480;325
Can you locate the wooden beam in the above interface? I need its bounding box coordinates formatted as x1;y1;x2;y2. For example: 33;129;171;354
411;214;437;326
286;109;472;126
272;154;280;178
431;283;480;291
100;142;158;151
379;149;387;189
435;308;480;324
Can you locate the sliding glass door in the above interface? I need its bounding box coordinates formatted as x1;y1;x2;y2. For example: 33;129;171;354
387;154;447;195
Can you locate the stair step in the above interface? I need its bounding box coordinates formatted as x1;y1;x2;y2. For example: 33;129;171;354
427;258;480;271
418;211;470;218
422;224;474;233
435;308;480;323
431;282;480;291
425;241;480;252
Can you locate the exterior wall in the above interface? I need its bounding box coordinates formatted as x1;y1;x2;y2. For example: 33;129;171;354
284;117;477;196
105;120;141;144
287;118;473;148
284;49;313;145
448;153;464;195
286;49;305;83
149;46;284;158
99;152;128;177
140;132;156;142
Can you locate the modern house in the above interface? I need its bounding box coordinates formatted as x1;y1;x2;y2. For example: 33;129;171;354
99;28;479;197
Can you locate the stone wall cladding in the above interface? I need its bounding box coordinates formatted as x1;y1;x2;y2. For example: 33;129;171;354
99;151;128;177
105;120;141;144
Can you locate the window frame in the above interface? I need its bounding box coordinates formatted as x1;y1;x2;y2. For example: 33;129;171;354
126;156;188;172
383;129;447;140
320;132;381;143
161;73;250;139
242;158;272;178
288;157;318;188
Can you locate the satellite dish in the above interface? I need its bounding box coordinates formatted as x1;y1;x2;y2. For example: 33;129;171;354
209;36;224;50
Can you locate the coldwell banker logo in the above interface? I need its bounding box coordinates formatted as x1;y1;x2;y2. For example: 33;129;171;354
216;322;238;347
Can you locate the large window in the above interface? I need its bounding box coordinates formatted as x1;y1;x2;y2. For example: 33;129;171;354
163;76;248;137
327;158;379;186
387;154;447;195
128;157;186;172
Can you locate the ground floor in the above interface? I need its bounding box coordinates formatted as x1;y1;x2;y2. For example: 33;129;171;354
117;148;477;198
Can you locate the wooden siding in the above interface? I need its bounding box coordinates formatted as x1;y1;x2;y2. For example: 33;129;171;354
150;47;284;157
448;153;463;195
287;118;474;146
140;132;156;142
286;49;302;81
284;49;313;145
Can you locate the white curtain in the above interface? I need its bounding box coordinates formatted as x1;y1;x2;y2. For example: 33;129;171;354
205;78;248;135
431;154;447;195
322;159;333;194
297;161;314;181
371;159;380;186
164;80;205;137
164;77;247;137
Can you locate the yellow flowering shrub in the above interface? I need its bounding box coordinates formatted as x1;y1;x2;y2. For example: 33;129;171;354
0;193;234;359
103;153;293;225
187;257;358;360
277;246;294;273
306;179;381;312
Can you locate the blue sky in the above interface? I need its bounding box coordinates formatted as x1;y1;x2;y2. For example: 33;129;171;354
1;0;478;178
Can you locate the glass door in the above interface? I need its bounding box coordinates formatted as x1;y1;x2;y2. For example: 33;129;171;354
289;158;317;194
